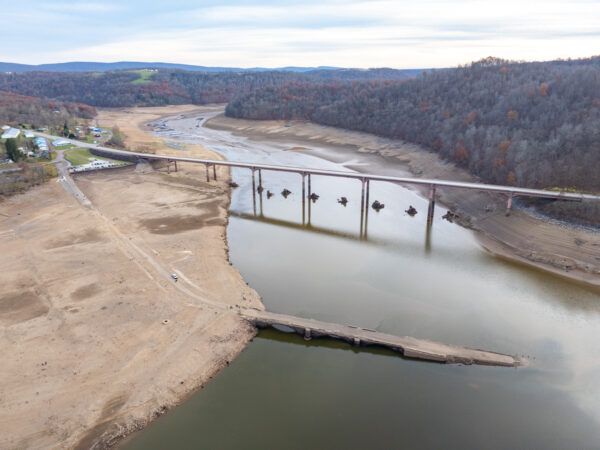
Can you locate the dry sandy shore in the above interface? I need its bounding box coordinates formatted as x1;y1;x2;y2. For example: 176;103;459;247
205;112;600;287
0;106;263;449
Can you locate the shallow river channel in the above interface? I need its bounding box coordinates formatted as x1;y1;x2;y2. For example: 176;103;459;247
124;113;600;449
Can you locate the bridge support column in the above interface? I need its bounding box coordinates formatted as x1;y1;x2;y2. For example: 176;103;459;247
427;185;436;224
360;179;366;238
251;169;257;216
213;164;217;181
307;173;311;225
167;159;170;174
364;179;370;240
506;193;513;216
361;179;366;213
304;327;312;341
174;160;177;172
302;173;306;225
258;169;262;188
205;164;210;182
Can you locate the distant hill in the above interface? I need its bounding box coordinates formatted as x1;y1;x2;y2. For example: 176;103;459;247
0;61;369;73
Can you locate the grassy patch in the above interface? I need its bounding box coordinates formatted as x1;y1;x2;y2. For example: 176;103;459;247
64;148;118;166
128;70;155;84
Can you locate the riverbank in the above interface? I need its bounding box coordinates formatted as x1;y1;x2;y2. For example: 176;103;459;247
204;112;600;287
0;105;263;449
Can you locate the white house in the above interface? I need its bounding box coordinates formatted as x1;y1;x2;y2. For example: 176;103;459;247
52;138;71;147
1;128;20;139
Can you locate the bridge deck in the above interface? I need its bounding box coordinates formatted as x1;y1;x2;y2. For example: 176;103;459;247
34;131;600;202
240;308;523;367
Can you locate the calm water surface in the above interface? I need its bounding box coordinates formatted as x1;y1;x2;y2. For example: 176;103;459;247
125;114;600;449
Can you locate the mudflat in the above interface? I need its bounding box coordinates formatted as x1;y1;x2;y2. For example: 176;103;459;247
205;111;600;287
0;105;263;449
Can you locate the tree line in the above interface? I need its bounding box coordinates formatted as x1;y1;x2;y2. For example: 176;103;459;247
0;68;414;108
0;90;96;128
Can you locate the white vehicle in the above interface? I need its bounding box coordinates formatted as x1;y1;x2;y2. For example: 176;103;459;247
171;273;178;281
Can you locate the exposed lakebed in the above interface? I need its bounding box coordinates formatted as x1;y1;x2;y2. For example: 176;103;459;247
124;111;600;449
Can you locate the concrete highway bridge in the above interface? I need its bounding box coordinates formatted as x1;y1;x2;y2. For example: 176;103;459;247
36;132;600;227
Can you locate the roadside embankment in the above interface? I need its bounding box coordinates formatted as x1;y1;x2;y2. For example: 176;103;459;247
205;111;600;287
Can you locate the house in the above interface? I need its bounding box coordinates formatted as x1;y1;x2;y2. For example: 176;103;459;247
1;125;10;131
33;137;47;147
24;131;35;138
1;128;20;139
52;138;71;147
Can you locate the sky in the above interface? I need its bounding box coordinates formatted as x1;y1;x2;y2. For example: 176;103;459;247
1;0;599;68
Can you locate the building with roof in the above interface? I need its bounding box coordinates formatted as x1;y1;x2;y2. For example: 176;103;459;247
24;131;35;138
52;138;71;147
1;128;20;139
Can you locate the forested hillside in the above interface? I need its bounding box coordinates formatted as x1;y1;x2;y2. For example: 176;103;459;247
0;91;96;127
227;57;600;195
0;68;414;107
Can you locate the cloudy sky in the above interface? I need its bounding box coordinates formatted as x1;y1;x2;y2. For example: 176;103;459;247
2;0;599;68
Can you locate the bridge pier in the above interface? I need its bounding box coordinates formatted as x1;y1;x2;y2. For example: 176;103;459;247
205;163;210;182
506;193;513;216
360;179;366;213
363;179;370;240
174;160;178;172
307;174;312;225
427;184;436;224
360;179;366;237
251;169;257;216
304;327;312;341
302;173;306;225
213;164;217;181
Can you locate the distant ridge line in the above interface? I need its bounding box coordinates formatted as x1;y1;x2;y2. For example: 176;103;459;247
0;61;425;74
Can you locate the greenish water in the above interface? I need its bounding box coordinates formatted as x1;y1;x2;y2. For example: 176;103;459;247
124;115;600;449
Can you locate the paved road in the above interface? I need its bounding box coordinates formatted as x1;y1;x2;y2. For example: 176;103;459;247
46;143;92;208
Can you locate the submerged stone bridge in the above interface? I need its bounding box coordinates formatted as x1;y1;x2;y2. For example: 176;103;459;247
240;308;524;367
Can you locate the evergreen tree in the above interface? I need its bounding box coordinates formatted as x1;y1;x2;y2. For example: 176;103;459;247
5;138;21;161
